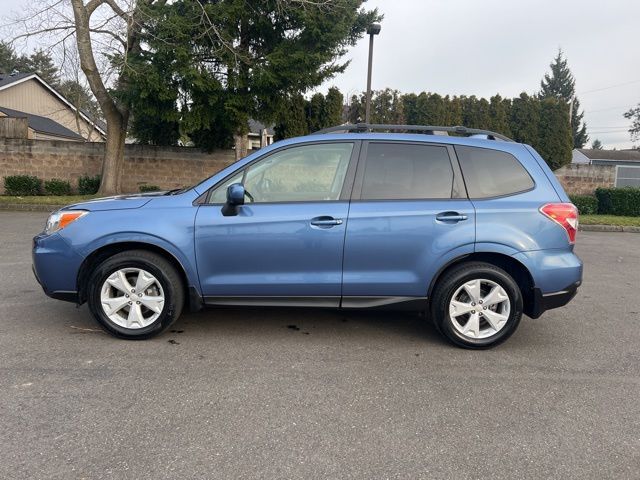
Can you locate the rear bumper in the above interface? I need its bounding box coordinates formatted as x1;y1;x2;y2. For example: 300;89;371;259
526;281;580;319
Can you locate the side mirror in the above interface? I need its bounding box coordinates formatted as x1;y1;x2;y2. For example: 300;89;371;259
227;183;245;206
221;183;244;216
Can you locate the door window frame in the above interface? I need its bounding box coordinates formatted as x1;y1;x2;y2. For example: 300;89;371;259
200;140;362;205
350;140;467;201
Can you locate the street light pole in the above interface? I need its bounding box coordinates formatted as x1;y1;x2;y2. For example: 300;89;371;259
365;23;381;124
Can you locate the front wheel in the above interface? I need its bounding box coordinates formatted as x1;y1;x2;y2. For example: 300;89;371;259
87;250;185;339
430;262;523;349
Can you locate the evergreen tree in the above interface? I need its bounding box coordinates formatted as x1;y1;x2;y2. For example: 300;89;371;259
324;87;344;127
488;94;512;137
591;139;603;150
274;94;309;140
135;0;380;156
510;93;540;145
348;94;364;123
0;42;19;73
25;50;59;86
537;98;573;170
306;93;325;132
539;49;588;148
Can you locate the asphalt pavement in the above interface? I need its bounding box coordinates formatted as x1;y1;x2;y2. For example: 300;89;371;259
0;211;638;479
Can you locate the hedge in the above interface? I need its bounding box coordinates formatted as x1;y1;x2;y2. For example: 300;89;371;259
569;194;599;215
4;175;42;196
44;178;72;196
595;187;640;217
78;175;101;195
139;184;160;193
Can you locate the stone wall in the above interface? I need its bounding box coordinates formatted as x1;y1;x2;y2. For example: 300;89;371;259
0;139;236;194
554;163;615;195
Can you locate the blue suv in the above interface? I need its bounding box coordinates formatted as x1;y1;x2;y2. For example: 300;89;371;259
33;125;582;348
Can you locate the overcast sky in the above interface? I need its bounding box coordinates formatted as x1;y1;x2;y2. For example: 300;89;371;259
2;0;639;148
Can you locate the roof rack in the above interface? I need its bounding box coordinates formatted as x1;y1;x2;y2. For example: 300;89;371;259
312;123;513;142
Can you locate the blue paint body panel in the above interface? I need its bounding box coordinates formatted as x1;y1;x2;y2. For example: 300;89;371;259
32;132;583;317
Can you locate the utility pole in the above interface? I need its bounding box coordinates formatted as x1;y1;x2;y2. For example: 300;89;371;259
365;23;381;124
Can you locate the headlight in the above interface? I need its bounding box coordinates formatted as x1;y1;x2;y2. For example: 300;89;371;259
45;210;88;235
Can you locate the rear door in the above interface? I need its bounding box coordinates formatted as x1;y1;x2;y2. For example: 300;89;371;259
341;141;475;305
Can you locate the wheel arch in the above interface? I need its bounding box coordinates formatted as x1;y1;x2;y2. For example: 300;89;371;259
77;241;203;311
427;251;536;317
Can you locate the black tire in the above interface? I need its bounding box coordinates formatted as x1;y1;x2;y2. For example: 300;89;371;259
87;250;185;339
430;262;523;349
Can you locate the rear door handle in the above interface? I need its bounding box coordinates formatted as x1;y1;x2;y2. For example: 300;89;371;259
310;216;343;228
436;212;468;222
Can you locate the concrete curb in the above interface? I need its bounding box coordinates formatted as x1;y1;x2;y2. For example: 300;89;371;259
580;224;640;233
0;204;61;212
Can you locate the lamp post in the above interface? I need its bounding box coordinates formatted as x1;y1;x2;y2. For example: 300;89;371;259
365;23;381;124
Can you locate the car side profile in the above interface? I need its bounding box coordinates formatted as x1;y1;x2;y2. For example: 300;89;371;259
32;124;583;348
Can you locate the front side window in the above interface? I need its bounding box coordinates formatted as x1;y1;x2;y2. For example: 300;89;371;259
360;143;454;200
210;143;353;203
455;146;534;198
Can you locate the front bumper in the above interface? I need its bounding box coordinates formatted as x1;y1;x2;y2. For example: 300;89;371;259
32;232;84;303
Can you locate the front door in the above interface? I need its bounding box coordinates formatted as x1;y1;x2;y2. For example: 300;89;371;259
194;142;359;306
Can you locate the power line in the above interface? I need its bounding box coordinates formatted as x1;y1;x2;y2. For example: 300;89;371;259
585;105;636;113
578;79;640;95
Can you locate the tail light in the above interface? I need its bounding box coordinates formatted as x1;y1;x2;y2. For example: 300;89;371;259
540;203;578;244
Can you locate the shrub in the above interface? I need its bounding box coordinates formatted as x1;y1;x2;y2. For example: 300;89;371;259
595;187;640;217
4;175;42;196
569;194;598;215
44;178;72;196
139;184;161;193
78;175;101;195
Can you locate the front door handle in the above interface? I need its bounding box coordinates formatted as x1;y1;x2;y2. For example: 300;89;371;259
310;216;343;228
436;212;469;222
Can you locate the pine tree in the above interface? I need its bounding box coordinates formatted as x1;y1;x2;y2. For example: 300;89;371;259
537;98;573;170
306;93;325;132
591;139;603;150
274;94;309;140
488;94;512;137
510;93;540;145
324;87;344;127
539;49;588;148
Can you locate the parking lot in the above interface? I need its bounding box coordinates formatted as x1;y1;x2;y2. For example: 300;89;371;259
1;210;639;479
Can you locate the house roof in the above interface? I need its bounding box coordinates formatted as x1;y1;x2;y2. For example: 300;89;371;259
248;119;274;136
577;148;640;161
0;72;106;137
0;106;84;140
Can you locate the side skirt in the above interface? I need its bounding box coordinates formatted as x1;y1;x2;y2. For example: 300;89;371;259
202;296;428;311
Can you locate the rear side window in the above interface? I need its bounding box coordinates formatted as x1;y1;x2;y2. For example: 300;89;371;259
361;143;454;200
455;146;534;198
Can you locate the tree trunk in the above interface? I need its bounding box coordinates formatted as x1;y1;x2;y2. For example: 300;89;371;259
234;132;248;160
100;118;127;195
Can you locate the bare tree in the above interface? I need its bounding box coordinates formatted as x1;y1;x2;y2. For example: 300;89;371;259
6;0;157;195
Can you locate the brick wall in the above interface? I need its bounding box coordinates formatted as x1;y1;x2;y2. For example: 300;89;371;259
0;139;236;194
554;163;615;195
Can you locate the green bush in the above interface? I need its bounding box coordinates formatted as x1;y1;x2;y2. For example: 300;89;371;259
4;175;42;196
569;194;598;215
78;175;101;195
43;178;72;196
595;187;640;217
139;184;161;193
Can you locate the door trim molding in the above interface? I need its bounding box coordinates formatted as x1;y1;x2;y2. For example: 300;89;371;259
203;296;340;308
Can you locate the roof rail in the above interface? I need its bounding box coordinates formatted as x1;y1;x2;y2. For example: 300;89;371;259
312;123;513;142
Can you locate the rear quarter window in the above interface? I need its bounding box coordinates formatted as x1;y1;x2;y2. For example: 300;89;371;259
454;146;534;198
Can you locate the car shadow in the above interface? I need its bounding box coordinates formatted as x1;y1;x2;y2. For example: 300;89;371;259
169;306;449;347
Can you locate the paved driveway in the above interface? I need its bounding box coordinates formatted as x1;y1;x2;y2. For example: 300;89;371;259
1;211;638;479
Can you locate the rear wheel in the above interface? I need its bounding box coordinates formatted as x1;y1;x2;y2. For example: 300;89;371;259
87;250;185;339
430;262;522;349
